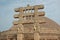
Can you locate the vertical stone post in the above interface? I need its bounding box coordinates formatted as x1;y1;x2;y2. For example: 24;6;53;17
17;34;24;40
17;8;24;40
19;8;24;21
17;24;24;40
34;24;40;40
34;6;40;40
34;32;40;40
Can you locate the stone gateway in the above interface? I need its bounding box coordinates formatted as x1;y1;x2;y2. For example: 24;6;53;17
0;5;60;40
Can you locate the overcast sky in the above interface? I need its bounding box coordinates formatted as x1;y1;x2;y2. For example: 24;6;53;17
0;0;60;31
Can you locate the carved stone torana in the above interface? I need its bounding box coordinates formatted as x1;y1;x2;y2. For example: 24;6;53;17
0;4;60;40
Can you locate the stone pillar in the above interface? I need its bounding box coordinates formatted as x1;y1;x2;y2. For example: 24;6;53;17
17;34;24;40
34;32;40;40
34;6;40;40
17;8;24;40
34;6;38;15
19;8;23;21
17;24;24;40
34;23;40;40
